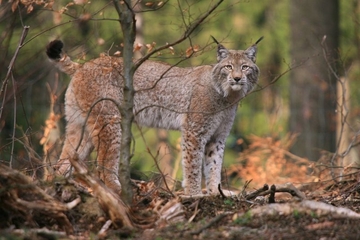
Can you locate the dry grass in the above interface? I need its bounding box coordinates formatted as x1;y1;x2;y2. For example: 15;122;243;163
228;134;315;188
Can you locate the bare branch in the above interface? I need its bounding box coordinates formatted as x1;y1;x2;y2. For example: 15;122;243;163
134;0;224;70
0;26;29;120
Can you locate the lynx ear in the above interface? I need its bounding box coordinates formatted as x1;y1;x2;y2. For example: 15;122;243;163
244;36;264;63
211;35;229;62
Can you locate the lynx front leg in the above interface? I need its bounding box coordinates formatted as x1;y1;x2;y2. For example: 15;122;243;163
181;132;205;195
204;140;225;195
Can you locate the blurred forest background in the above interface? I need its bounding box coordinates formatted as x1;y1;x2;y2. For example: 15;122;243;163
1;0;360;188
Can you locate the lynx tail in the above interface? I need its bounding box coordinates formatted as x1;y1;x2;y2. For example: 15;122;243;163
46;40;80;76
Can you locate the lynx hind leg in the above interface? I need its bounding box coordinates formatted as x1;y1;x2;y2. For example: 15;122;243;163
181;132;204;196
56;118;94;177
204;140;224;195
89;114;122;194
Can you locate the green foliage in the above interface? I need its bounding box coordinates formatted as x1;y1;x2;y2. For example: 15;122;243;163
233;211;252;225
293;209;300;218
223;198;234;206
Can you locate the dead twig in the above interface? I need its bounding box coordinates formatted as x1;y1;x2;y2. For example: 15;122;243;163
218;183;226;198
244;184;269;200
98;220;112;238
187;199;200;223
268;184;276;203
245;183;305;201
0;25;30;106
0;26;30;166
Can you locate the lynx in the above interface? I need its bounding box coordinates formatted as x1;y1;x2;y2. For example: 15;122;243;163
46;37;262;196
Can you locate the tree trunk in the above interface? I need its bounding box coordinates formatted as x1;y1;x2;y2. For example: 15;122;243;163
289;0;339;160
114;0;136;204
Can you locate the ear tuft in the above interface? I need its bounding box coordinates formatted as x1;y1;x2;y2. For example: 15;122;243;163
255;36;264;45
245;36;264;63
210;35;220;45
46;40;64;60
211;36;229;62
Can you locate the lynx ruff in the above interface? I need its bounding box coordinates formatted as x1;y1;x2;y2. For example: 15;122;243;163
46;37;263;196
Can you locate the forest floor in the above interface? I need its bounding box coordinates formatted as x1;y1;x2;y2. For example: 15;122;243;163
1;171;360;240
1;135;360;239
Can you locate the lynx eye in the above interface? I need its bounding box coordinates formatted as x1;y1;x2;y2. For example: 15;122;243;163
241;65;249;71
224;65;233;71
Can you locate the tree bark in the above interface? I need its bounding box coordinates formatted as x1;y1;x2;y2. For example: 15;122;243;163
289;0;339;160
114;0;136;204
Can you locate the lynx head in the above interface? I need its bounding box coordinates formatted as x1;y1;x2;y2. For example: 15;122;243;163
211;36;263;98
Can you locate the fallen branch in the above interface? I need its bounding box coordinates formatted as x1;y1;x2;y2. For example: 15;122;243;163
246;183;306;201
244;200;360;219
0;164;74;234
244;184;269;200
68;156;134;229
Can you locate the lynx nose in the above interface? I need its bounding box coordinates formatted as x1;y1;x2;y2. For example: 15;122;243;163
234;77;241;82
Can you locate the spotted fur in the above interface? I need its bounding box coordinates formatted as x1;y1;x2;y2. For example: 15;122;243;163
47;38;262;195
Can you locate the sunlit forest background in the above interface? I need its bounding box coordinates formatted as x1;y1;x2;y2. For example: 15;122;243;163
1;0;359;188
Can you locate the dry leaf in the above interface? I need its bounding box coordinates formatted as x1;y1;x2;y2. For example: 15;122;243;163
193;45;200;52
185;47;193;58
44;1;54;9
40;112;61;147
26;4;33;13
146;42;156;53
79;13;91;22
74;0;88;4
133;43;143;52
168;46;175;55
12;0;19;12
185;45;200;57
66;2;74;7
59;7;68;14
